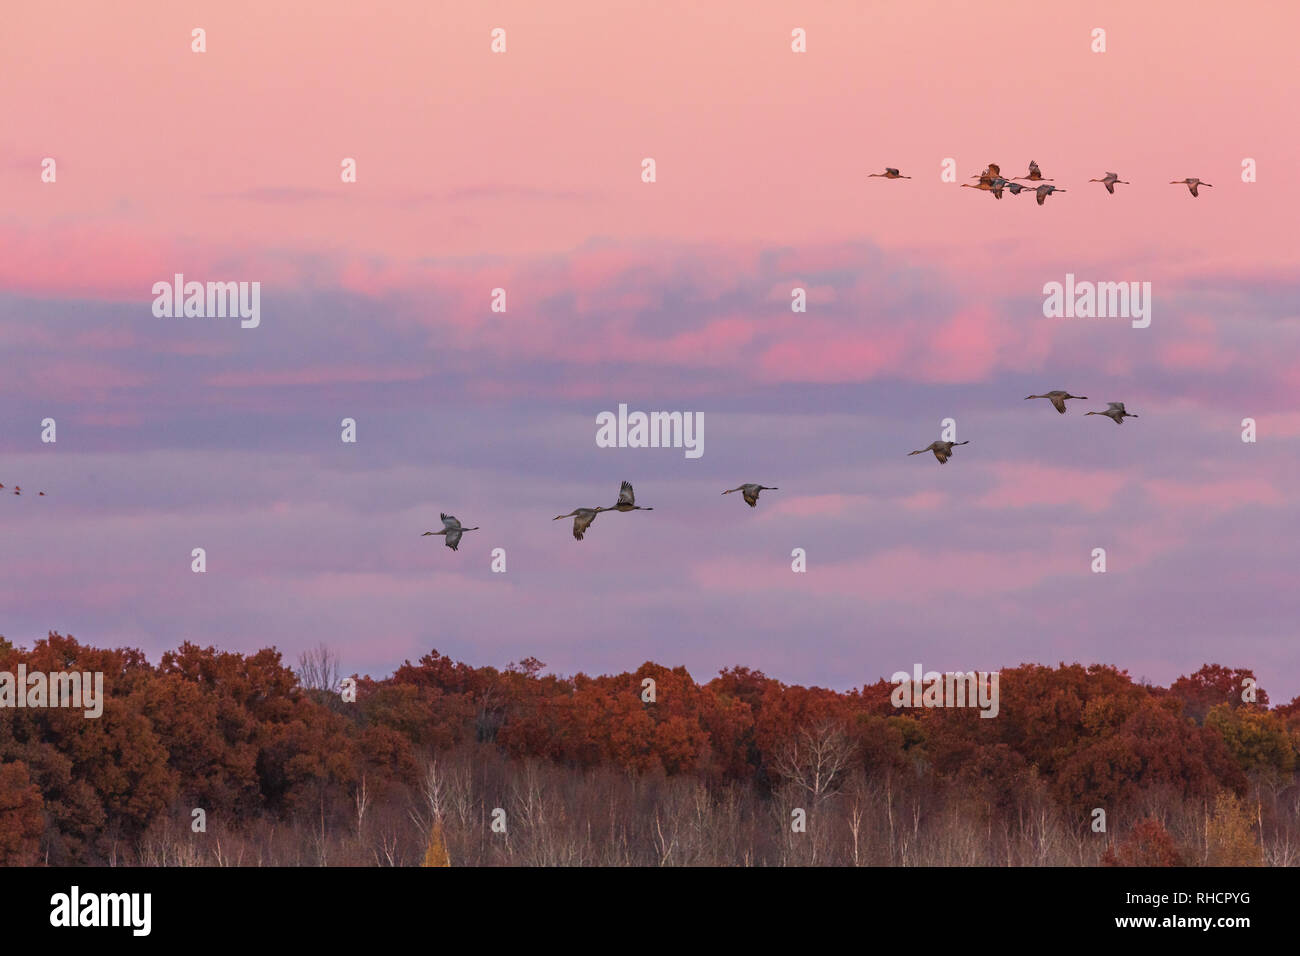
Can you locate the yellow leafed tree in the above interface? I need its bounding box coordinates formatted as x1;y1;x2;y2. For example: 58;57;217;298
1205;791;1262;866
422;819;451;867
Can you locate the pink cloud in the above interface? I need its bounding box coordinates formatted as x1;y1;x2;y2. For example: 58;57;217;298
758;331;907;383
977;463;1130;513
692;544;1084;601
1142;477;1284;512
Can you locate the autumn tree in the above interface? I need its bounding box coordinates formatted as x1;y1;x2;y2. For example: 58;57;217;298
1205;704;1297;784
1103;818;1183;866
1204;790;1263;866
1169;664;1268;724
0;759;44;865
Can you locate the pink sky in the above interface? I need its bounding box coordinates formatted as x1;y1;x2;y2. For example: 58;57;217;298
2;1;1297;701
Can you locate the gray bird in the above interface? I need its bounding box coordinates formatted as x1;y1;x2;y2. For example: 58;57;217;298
1033;184;1066;205
908;441;970;464
422;513;479;551
1085;402;1139;425
554;506;608;541
1025;390;1088;414
721;483;779;508
1170;177;1212;197
1013;160;1053;182
1089;171;1129;195
609;481;653;513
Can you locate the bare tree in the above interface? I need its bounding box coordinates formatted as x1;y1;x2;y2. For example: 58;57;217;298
772;721;856;803
296;642;341;696
354;774;371;836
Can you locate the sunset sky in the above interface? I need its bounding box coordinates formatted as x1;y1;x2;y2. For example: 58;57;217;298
2;1;1297;700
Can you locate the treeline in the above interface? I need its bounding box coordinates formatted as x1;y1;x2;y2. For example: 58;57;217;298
1;632;1297;866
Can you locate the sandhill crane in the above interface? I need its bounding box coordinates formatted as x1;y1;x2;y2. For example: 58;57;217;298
1025;390;1088;414
1033;184;1065;205
908;441;969;464
422;513;479;551
610;480;653;513
964;168;1031;198
964;165;1009;194
554;506;607;541
1014;160;1052;182
722;483;778;508
1089;172;1129;194
869;167;911;179
1171;178;1212;197
1085;402;1139;424
3;483;47;496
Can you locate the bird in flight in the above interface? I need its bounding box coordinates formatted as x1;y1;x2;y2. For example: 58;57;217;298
1171;177;1212;197
908;441;970;464
609;481;653;513
1025;391;1088;414
721;484;778;508
554;506;607;541
1033;184;1066;205
2;484;46;496
963;164;1005;195
422;513;479;551
869;167;911;179
1089;171;1129;194
1013;160;1052;182
1085;402;1139;424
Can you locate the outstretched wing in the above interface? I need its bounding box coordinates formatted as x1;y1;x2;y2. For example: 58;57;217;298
441;513;462;531
1108;402;1126;413
742;488;759;507
574;510;598;540
444;528;463;551
886;167;899;176
617;481;635;507
1050;395;1067;414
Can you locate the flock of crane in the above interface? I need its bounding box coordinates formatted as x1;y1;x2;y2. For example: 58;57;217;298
901;392;1137;465
9;157;1165;543
1;483;44;497
414;158;1171;547
423;391;1138;547
423;480;784;547
871;160;1213;202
